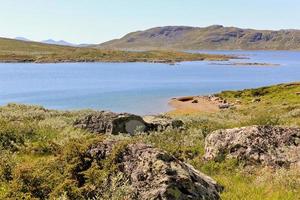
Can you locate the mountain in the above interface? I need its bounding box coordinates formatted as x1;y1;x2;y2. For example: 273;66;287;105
41;39;77;46
40;39;93;47
14;37;31;42
97;25;300;50
14;37;82;47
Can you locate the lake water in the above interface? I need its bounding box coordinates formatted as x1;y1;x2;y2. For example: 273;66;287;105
0;50;300;115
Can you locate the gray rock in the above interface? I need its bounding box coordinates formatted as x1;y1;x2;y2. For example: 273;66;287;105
218;103;231;109
74;111;147;135
204;125;300;167
143;115;184;132
88;141;222;200
74;112;184;135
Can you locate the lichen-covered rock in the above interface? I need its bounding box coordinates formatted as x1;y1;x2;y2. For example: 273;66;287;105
88;141;222;200
143;115;184;132
74;112;184;135
204;125;300;167
74;111;147;135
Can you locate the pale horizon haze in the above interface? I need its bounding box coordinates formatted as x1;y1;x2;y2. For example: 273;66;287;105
1;0;300;44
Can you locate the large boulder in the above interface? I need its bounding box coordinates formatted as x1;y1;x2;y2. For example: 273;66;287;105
74;112;183;135
88;141;222;200
204;126;300;167
74;111;148;135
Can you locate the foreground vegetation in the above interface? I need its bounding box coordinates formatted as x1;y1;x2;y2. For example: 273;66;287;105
0;82;299;199
0;37;232;63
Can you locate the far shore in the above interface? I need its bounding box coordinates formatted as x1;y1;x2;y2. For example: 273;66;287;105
209;62;280;67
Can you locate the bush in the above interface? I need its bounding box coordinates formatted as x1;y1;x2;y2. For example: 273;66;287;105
0;151;16;182
0;120;34;151
8;163;52;199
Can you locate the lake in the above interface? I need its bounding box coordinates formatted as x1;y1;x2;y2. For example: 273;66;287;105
0;50;300;115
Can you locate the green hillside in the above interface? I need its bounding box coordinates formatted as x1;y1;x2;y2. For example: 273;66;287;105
0;37;231;63
97;25;300;50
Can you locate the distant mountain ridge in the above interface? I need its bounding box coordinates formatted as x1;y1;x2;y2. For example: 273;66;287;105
41;39;76;46
14;37;31;42
13;37;90;47
97;25;300;50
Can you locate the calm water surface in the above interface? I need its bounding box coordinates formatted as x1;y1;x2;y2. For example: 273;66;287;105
0;50;299;115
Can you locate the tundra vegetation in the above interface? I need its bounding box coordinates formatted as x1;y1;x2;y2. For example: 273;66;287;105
0;82;299;199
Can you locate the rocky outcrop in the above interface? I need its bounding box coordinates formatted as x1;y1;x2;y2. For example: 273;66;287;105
74;112;183;135
74;111;147;135
143;115;184;132
88;141;222;200
204;126;300;167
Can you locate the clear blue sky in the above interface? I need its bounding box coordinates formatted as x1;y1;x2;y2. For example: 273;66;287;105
1;0;299;44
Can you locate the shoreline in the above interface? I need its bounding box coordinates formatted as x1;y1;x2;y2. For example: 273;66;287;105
0;56;235;64
167;95;229;115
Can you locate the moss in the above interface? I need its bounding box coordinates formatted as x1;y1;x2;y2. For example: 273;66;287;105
165;187;182;199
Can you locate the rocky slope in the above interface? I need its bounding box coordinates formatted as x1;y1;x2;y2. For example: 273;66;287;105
204;125;300;167
97;25;300;50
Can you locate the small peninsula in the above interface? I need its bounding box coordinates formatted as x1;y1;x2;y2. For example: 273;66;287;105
0;37;233;63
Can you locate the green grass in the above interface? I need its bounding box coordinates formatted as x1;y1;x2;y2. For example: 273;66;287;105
0;37;232;63
0;82;299;199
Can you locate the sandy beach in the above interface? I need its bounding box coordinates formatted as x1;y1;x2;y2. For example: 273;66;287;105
167;95;222;115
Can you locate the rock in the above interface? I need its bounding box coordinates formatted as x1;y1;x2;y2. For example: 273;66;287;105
218;103;231;109
210;96;221;102
204;125;300;167
176;96;194;102
88;141;223;200
252;98;261;103
192;99;199;103
235;100;242;104
143;115;184;132
249;32;263;42
74;111;147;135
74;112;184;135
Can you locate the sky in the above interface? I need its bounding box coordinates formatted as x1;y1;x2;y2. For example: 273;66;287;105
0;0;300;44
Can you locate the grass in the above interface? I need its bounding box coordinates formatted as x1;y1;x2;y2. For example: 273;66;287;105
0;82;299;199
0;37;232;63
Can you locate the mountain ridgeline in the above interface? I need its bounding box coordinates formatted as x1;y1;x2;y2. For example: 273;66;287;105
97;25;300;50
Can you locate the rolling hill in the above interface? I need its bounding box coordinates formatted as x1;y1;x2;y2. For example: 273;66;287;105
0;37;232;63
97;25;300;50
